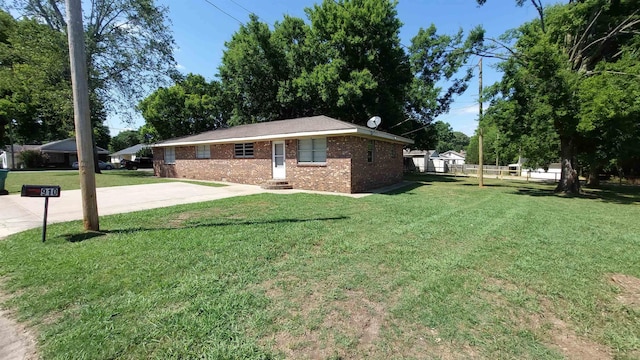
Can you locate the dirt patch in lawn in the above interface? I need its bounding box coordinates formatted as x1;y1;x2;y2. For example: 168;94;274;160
259;277;478;359
266;284;385;359
609;273;640;308
483;278;613;360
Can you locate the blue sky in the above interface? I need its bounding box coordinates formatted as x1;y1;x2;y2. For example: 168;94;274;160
110;0;557;136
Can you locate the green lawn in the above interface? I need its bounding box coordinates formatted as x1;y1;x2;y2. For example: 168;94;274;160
2;170;225;194
1;175;639;359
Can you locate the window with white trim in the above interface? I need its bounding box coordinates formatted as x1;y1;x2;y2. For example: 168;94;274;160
298;138;327;163
234;143;254;158
367;140;375;163
164;147;175;164
196;145;210;159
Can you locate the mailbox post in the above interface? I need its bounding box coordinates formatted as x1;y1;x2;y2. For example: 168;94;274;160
21;185;61;242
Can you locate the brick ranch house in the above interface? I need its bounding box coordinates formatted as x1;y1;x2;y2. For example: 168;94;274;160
151;115;413;193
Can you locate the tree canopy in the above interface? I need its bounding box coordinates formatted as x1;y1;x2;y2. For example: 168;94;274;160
0;10;72;145
424;121;470;154
142;0;484;142
2;0;178;116
109;130;141;153
138;74;228;141
481;0;640;191
1;0;177;152
0;9;111;148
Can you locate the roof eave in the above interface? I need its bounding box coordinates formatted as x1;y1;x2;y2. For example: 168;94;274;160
152;128;413;147
353;128;414;144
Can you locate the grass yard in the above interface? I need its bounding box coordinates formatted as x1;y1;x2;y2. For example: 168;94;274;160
2;170;225;194
0;175;639;359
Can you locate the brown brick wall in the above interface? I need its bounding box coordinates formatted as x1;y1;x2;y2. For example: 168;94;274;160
154;136;404;193
154;142;271;185
350;138;404;193
285;137;352;193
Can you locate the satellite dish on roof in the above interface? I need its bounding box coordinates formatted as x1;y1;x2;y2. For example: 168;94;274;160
367;116;381;129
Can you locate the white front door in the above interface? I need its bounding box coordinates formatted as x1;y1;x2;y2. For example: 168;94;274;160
272;141;286;179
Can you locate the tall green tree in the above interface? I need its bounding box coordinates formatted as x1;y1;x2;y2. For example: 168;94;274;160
214;0;483;136
109;130;141;153
2;0;177;118
466;111;519;166
451;132;471;153
479;0;639;192
219;15;304;125
300;0;413;128
426;121;471;153
577;50;640;184
138;74;228;140
0;10;73;145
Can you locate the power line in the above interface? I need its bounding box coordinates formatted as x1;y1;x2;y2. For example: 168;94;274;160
228;0;275;28
228;0;253;15
201;0;244;25
399;101;483;136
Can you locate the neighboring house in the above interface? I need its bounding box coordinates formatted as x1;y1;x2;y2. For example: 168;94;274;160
3;144;41;169
439;150;466;166
3;139;109;168
508;157;562;180
403;150;443;172
110;144;148;167
521;163;562;180
152;115;413;193
404;149;467;173
404;149;432;172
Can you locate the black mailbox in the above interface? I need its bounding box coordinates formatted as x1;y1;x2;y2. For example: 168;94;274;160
21;185;61;242
21;185;61;198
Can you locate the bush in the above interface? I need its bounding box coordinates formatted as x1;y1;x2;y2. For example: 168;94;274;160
136;147;153;158
18;150;45;168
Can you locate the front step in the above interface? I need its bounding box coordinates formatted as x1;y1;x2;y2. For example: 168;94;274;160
261;179;293;190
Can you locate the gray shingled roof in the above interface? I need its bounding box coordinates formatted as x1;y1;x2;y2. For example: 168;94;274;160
4;139;108;154
153;115;413;146
110;144;148;156
38;138;109;154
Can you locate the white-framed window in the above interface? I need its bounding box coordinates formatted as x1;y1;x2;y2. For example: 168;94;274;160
367;140;375;163
234;143;254;158
298;138;327;163
196;145;210;159
164;147;175;164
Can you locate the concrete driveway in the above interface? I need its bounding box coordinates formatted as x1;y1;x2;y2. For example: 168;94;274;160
0;182;268;239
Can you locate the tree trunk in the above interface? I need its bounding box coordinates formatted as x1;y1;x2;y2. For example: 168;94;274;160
586;166;600;186
555;137;581;193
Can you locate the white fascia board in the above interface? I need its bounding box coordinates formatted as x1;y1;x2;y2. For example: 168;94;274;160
151;128;413;147
353;128;414;144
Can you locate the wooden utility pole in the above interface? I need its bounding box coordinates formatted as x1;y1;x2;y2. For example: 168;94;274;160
66;0;99;230
8;119;15;169
478;57;484;187
496;131;499;178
